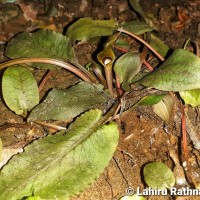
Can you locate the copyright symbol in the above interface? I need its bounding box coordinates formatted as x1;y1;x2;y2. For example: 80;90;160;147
126;187;134;195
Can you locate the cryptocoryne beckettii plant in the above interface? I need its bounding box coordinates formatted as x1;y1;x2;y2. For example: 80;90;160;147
1;2;200;200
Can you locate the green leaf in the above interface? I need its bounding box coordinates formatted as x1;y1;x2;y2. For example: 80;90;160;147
119;194;146;200
66;18;117;43
143;162;175;189
179;89;200;107
5;29;73;69
150;34;169;57
129;0;153;27
104;33;119;48
2;66;39;117
0;109;119;200
120;20;153;35
114;52;141;91
1;0;17;2
139;49;200;91
138;95;165;106
115;38;131;51
28;82;110;121
124;95;165;114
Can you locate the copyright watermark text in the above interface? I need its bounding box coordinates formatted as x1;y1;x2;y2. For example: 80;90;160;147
125;187;200;196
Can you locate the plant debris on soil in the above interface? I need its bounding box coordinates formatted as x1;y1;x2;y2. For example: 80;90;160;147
1;0;200;200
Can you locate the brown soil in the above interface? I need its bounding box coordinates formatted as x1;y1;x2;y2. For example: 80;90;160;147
1;0;200;200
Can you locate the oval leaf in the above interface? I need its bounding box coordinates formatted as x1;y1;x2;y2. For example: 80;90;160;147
138;95;165;106
28;82;110;121
0;109;119;199
115;38;131;51
114;52;141;91
150;34;169;58
2;66;39;117
179;89;200;107
139;49;200;91
120;20;153;35
5;29;73;69
66;18;117;43
143;162;175;189
129;0;153;27
123;95;165;114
